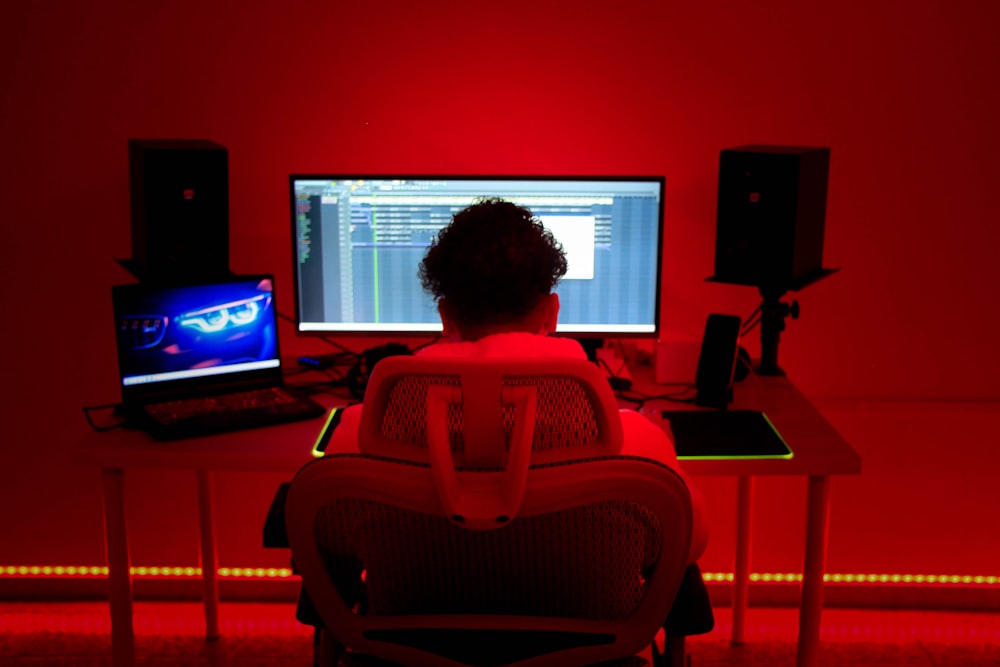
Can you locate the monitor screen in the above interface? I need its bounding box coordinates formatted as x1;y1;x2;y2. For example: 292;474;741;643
290;175;664;337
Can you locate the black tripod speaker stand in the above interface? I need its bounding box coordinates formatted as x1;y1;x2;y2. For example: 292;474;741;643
747;269;837;376
709;268;837;376
756;285;800;376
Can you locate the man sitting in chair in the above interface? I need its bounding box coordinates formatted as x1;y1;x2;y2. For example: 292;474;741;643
324;196;708;564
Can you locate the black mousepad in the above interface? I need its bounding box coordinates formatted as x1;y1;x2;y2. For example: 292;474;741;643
661;409;793;460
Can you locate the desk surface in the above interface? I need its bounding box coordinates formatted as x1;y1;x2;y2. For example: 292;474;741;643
72;403;334;474
656;372;861;477
74;369;860;479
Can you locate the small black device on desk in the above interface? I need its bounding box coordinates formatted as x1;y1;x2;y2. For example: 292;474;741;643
694;313;742;409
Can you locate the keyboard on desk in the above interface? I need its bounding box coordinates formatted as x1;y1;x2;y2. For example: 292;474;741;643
145;387;300;422
141;386;325;440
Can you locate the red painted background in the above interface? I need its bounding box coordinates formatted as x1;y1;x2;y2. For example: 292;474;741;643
1;2;997;588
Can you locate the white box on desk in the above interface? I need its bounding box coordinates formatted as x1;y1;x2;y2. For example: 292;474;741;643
655;332;700;385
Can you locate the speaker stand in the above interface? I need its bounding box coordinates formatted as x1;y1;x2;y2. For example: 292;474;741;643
756;287;799;376
708;267;838;376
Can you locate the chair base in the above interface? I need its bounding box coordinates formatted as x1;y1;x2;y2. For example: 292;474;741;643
302;561;714;667
650;634;687;667
317;626;664;667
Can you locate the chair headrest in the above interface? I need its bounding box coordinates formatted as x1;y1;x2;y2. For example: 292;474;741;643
357;357;625;529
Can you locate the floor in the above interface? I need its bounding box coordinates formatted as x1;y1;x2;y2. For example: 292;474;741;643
0;600;998;666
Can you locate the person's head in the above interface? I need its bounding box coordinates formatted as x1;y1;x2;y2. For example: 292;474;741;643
418;197;567;341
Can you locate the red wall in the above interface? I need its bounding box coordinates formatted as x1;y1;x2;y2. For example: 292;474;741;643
1;2;998;588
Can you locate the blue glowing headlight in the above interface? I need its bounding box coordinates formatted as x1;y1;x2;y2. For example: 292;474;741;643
177;295;268;333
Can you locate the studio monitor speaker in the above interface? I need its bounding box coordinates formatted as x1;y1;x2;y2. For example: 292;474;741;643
713;145;830;291
128;139;229;281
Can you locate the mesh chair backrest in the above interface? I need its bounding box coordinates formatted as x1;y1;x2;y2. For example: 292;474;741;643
316;495;663;620
357;358;626;527
291;357;689;664
359;357;623;467
286;453;692;667
379;374;601;456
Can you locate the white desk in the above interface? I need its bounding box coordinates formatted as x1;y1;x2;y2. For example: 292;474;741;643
73;372;860;667
73;407;336;667
642;370;862;667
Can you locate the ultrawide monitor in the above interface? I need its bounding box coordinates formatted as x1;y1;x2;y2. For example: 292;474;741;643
290;175;664;337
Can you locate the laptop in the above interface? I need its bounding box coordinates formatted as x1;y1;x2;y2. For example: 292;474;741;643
112;275;325;440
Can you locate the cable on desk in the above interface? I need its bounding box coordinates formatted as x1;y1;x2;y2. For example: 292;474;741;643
615;385;697;409
741;302;763;337
82;404;127;433
735;349;756;380
317;336;362;357
278;311;360;357
593;355;632;391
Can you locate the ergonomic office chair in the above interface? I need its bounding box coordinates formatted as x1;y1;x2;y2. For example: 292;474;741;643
285;357;710;666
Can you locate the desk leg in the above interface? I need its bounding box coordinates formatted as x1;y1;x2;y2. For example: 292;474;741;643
102;468;135;667
196;471;221;640
796;475;831;667
731;475;753;645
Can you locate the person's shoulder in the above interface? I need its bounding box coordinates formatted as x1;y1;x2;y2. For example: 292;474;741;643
415;333;587;359
415;341;479;358
477;333;588;359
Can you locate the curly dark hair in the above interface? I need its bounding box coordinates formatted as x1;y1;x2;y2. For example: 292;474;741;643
418;197;567;327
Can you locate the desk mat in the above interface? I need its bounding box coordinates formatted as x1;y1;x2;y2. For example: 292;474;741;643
661;409;793;460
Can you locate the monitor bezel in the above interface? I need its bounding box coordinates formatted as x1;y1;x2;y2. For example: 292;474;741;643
288;174;665;340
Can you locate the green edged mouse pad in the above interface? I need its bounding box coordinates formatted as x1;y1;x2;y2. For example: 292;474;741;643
311;406;345;458
661;410;793;460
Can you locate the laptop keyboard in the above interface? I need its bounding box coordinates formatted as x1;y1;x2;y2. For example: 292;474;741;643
145;387;302;423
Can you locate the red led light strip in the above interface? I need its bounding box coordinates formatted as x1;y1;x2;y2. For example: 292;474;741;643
0;566;293;580
1;566;998;587
701;572;1000;586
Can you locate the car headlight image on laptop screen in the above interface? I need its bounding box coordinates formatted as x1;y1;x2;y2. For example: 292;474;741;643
176;295;269;333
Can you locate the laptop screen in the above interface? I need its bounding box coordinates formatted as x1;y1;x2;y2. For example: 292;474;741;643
112;276;282;401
